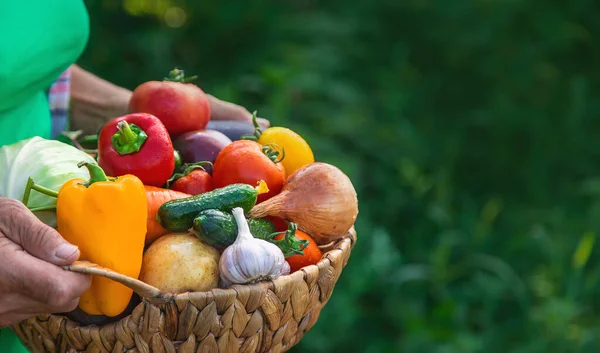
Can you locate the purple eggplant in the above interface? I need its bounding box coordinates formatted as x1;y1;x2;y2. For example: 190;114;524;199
206;120;257;141
206;119;271;141
173;130;232;173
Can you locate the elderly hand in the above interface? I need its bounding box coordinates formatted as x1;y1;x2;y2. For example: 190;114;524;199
0;198;91;327
206;94;270;129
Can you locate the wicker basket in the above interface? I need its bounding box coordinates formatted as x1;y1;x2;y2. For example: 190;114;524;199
10;227;356;353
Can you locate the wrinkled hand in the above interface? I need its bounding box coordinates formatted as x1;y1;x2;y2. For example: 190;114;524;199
0;198;91;327
207;94;271;129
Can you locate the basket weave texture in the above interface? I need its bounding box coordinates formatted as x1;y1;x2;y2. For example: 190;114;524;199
11;229;356;353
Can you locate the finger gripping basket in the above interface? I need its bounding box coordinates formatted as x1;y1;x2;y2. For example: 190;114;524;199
11;228;356;353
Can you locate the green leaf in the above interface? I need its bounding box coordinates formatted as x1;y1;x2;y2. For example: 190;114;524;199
572;231;595;270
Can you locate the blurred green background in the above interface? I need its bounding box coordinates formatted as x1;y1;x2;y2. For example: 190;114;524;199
80;0;600;352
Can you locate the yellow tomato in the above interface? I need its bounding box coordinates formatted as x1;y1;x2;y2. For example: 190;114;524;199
258;127;315;176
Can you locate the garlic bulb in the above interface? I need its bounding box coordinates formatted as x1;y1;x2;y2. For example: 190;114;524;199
219;207;290;286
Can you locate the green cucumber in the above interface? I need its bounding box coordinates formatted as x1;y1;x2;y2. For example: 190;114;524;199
248;218;278;241
193;209;236;249
157;183;265;232
192;209;276;250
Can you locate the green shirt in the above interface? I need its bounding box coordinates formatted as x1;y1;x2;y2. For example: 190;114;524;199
0;1;89;351
0;0;89;145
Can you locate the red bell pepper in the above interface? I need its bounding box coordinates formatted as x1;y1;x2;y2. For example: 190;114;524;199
97;113;175;186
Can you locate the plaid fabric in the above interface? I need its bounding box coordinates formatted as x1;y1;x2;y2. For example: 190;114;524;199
48;68;71;138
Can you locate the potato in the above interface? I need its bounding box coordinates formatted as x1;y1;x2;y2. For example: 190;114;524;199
139;232;220;293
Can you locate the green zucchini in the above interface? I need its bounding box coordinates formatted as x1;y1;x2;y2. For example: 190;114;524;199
157;183;263;232
192;209;276;249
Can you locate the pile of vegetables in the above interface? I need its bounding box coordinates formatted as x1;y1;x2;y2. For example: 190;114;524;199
0;68;359;323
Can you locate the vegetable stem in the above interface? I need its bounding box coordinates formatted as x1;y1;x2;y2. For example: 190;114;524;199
22;178;34;205
164;68;197;83
262;144;285;164
241;111;263;141
29;205;57;212
78;161;111;187
254;180;270;195
269;222;309;258
22;177;59;206
111;121;148;155
117;121;136;143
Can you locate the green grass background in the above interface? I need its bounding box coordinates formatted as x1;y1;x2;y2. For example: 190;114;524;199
80;1;600;352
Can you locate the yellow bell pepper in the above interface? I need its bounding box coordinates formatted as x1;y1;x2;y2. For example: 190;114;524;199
56;162;147;317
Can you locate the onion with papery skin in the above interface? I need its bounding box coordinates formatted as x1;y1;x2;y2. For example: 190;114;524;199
248;162;358;244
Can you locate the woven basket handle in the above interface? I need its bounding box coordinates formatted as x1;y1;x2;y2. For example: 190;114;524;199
63;261;174;304
62;226;356;303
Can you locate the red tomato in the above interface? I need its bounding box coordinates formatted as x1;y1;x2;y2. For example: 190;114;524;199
170;169;213;195
212;140;286;203
129;69;211;137
275;229;322;272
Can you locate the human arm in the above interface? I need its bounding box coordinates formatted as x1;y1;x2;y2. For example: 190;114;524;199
69;65;132;135
69;65;270;135
0;198;91;327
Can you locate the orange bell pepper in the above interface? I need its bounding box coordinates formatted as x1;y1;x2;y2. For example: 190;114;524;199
56;162;147;317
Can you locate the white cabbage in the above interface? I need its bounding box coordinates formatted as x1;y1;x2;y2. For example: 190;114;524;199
0;137;95;225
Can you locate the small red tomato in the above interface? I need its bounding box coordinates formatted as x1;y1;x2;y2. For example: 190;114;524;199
129;69;211;137
275;229;322;272
170;169;213;195
212;140;286;203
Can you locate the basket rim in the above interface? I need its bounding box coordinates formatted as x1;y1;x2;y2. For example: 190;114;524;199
12;227;358;353
44;226;357;328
